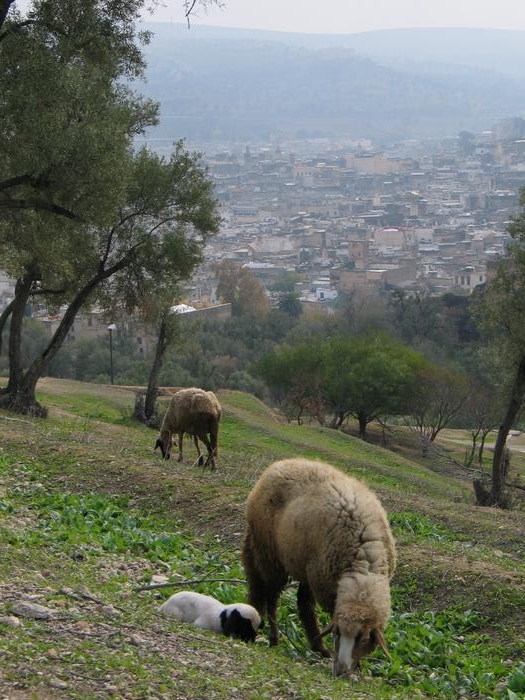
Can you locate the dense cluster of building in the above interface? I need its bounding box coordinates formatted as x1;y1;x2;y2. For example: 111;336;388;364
2;121;525;349
188;123;525;308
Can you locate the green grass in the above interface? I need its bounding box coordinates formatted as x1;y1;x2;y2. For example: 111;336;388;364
1;379;524;698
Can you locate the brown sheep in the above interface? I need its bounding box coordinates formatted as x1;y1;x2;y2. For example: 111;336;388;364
242;458;396;676
154;387;221;470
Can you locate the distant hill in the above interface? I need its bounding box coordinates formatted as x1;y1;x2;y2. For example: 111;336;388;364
137;23;525;145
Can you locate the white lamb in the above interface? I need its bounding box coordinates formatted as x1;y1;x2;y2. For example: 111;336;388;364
159;591;263;643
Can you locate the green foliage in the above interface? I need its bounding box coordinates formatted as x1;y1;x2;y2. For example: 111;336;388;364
371;608;510;698
257;332;428;433
390;511;460;543
277;291;303;317
256;340;324;421
23;493;186;560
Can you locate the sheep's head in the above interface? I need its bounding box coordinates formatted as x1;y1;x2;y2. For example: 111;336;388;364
220;605;263;643
154;436;171;460
329;573;391;676
325;620;389;676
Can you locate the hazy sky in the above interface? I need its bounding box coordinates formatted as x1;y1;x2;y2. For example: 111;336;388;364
143;0;525;34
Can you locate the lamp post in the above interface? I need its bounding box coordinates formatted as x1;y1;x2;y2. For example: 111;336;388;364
107;323;117;385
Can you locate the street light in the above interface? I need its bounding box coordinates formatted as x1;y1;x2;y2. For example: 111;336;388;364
107;323;117;385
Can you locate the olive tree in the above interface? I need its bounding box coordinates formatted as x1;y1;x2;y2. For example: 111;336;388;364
0;0;220;415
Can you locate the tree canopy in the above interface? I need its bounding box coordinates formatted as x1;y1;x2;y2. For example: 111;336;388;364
215;260;270;319
258;333;428;437
0;0;220;415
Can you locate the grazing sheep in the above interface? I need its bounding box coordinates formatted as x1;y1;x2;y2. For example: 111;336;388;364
242;458;396;676
154;387;221;470
159;591;263;642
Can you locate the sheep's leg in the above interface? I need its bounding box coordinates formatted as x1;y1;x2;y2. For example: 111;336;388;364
177;431;184;462
242;537;282;645
297;582;330;657
193;435;205;467
266;588;281;646
198;434;216;470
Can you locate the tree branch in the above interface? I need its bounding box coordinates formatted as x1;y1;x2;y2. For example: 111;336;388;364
0;0;15;35
0;198;82;221
134;577;246;592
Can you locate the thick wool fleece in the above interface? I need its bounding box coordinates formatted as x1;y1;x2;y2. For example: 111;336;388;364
155;387;221;465
242;457;396;669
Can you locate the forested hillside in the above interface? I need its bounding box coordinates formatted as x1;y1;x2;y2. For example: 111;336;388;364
139;23;525;143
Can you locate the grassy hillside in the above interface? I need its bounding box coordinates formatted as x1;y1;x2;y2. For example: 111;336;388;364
1;379;524;699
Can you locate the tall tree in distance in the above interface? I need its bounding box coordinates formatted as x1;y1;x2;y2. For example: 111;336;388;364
215;260;270;319
473;187;525;506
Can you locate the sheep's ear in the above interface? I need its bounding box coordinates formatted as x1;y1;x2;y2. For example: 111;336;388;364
154;438;169;459
373;628;390;658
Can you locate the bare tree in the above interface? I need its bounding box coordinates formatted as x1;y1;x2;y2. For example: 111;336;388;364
407;366;469;456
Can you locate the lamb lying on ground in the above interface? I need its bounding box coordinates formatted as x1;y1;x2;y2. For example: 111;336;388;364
159;591;263;642
242;457;396;676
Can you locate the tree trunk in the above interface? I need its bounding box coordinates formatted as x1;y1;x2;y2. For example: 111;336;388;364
486;355;525;506
6;275;33;395
465;431;478;469
0;297;15;363
478;429;490;467
143;313;170;423
1;268;112;416
329;411;345;429
357;413;367;440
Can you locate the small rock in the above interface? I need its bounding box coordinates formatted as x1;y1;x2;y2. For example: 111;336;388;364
11;601;54;619
48;678;69;690
73;620;91;632
101;604;121;616
0;615;21;627
129;634;146;646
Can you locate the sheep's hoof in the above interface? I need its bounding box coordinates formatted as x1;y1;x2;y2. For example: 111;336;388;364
313;645;331;658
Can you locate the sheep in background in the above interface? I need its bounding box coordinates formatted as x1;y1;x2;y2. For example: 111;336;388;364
159;591;263;642
242;457;396;676
154;387;221;470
